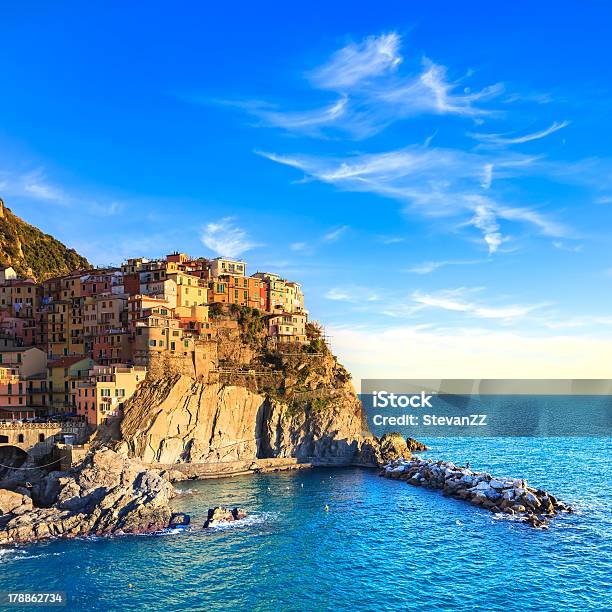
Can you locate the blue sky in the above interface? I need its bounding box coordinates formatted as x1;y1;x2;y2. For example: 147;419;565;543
2;2;612;381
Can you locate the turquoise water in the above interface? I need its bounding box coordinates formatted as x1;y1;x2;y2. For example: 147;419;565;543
1;437;611;611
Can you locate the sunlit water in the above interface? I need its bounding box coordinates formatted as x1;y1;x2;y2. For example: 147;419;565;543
1;438;610;611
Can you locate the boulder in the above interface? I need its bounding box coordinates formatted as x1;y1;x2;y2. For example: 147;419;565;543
405;437;429;452
203;506;248;528
0;489;32;515
169;512;190;527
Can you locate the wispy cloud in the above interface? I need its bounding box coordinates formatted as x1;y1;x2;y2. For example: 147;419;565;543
201;217;262;258
259;146;570;253
407;259;485;274
217;32;503;139
552;241;583;253
377;235;405;245
325;285;380;303
308;32;402;89
411;288;547;322
323;225;349;242
470;204;503;253
1;167;125;215
469;120;570;146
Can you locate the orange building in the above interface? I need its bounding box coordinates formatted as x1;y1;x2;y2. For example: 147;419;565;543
208;275;264;310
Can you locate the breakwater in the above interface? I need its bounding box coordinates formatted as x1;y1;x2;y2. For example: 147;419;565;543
382;457;572;527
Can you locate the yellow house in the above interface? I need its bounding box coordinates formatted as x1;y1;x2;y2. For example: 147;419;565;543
0;346;46;378
76;364;147;427
166;271;207;308
47;355;93;413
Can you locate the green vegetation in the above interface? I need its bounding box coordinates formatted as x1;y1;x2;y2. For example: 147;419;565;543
229;304;266;345
208;302;224;318
0;199;90;280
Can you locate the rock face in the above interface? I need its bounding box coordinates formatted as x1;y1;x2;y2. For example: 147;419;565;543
203;506;248;528
382;458;571;527
116;366;371;468
100;311;380;469
0;449;175;545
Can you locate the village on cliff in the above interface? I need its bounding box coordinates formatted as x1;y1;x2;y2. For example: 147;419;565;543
0;253;308;429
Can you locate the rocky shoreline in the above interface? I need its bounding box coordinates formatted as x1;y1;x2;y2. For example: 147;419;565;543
382;457;572;527
0;436;573;546
0;449;176;545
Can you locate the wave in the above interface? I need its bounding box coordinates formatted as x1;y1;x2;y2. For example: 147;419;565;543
202;511;279;533
0;548;64;563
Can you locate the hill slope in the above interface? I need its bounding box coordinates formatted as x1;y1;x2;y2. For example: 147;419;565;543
0;198;90;280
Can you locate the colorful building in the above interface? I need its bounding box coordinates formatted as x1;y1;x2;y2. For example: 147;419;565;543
47;355;93;413
208;274;264;309
268;313;307;344
210;257;246;277
76;364;146;427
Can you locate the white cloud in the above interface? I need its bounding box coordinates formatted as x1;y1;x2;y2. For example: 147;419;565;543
470;204;503;253
290;241;307;252
481;163;494;189
23;179;67;204
407;259;484;274
552;240;583;253
469;120;570;146
325;288;352;301
411;288;546;321
309;32;402;90
201;217;261;258
323;225;349;242
380;60;503;120
259;146;570;252
230;32;503;139
325;285;380;303
1;167;126;215
253;97;348;135
378;235;405;245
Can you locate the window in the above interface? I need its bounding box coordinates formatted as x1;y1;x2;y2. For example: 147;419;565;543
18;434;24;443
39;433;45;442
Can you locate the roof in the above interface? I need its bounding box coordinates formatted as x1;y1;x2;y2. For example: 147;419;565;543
48;355;91;369
0;346;43;353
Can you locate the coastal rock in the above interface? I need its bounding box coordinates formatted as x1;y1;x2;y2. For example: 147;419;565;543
405;437;429;452
0;489;32;515
169;512;191;527
380;458;571;527
378;433;413;463
203;506;248;528
0;449;175;545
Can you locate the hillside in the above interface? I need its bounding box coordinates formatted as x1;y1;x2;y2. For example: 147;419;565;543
0;198;90;280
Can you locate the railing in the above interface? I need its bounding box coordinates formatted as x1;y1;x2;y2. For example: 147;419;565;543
0;421;61;429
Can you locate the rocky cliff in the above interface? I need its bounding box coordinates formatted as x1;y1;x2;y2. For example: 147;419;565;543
0;198;90;280
109;309;376;470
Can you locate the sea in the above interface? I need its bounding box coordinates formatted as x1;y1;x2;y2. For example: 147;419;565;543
1;436;610;611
